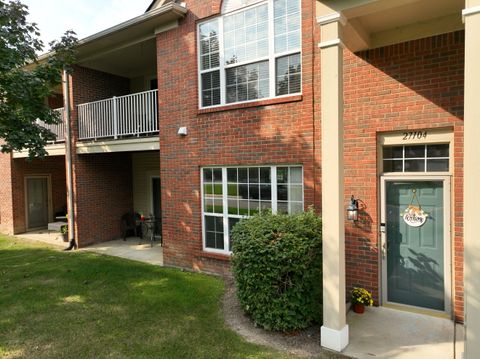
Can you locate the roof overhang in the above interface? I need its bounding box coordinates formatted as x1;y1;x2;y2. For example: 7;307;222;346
37;2;187;64
317;0;464;52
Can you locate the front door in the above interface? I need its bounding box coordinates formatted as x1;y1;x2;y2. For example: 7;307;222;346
26;177;50;230
381;177;450;312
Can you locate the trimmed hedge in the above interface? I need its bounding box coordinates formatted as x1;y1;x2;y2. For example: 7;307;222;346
231;209;322;332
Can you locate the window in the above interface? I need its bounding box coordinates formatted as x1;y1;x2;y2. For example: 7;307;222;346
383;144;450;173
198;0;302;108
202;166;304;254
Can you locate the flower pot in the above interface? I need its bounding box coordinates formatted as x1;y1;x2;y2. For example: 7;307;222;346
352;303;365;314
62;233;69;242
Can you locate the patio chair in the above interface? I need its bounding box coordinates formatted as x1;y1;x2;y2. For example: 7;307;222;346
121;212;139;241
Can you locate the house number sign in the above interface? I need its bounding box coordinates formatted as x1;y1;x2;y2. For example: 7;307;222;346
402;189;428;227
402;131;428;140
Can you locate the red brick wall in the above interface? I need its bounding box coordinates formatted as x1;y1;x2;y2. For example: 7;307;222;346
343;31;464;321
10;156;67;233
68;66;133;247
156;0;319;274
0;152;15;234
72;153;133;247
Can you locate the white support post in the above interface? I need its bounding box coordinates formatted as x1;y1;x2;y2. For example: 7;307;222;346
113;96;118;139
318;12;349;352
464;1;480;358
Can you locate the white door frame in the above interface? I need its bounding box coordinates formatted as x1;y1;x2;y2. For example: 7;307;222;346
380;175;452;316
24;175;53;231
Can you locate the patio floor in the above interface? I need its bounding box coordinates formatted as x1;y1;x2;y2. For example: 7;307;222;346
14;229;68;248
344;306;464;359
82;238;163;266
14;231;163;266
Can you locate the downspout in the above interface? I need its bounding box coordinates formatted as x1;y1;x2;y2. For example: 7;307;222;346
62;68;77;250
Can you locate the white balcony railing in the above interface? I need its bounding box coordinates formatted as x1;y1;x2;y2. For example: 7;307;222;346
77;89;159;141
37;108;66;143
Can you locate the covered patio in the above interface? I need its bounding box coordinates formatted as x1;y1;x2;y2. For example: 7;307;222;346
14;231;163;266
345;307;464;359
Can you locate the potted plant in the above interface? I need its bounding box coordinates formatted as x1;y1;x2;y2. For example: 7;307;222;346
351;287;373;314
60;225;68;242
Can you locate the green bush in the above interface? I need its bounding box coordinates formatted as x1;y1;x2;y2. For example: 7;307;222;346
231;209;322;332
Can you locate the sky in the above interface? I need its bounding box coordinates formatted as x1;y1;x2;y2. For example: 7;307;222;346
21;0;152;51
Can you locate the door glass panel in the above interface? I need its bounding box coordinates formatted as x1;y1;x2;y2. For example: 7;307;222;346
386;181;445;311
26;178;49;229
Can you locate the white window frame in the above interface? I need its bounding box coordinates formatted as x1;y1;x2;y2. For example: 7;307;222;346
197;0;302;109
200;165;304;255
382;143;450;173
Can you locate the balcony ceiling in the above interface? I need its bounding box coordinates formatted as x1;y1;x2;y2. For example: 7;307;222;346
318;0;465;51
77;38;157;78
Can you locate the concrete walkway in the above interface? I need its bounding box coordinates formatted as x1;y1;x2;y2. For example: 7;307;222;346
344;306;464;359
82;238;164;266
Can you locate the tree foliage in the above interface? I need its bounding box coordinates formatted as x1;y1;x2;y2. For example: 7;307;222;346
0;0;77;158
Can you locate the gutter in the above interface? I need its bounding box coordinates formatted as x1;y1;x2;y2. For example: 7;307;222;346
62;69;76;251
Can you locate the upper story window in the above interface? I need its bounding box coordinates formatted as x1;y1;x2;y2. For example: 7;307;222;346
198;0;302;108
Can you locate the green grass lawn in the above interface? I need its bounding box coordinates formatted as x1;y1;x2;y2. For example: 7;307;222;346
0;235;295;359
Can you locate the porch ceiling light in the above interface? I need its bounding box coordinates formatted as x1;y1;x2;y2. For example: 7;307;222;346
347;195;359;221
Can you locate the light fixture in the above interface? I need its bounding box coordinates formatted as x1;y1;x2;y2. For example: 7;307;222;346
177;126;187;136
347;195;359;221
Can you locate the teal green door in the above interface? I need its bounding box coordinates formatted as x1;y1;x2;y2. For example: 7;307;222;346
385;181;445;311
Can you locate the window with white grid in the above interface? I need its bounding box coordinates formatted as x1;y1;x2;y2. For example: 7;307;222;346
198;0;302;108
202;166;304;254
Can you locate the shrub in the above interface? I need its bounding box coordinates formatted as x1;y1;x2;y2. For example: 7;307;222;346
231;209;322;332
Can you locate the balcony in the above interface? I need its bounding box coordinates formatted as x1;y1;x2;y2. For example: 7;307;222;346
77;89;159;141
37;108;66;143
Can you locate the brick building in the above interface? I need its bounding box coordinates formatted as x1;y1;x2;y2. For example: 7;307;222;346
1;0;480;355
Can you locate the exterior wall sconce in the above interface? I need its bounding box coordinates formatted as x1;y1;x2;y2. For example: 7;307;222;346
178;126;188;136
347;195;359;221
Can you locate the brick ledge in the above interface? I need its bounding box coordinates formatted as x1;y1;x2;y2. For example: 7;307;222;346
196;251;231;262
197;95;303;114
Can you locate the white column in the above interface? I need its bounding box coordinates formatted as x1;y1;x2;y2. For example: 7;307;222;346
463;1;480;358
318;12;348;352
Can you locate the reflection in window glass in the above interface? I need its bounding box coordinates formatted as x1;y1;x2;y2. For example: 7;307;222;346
202;166;304;254
276;53;301;95
226;61;269;103
383;144;449;173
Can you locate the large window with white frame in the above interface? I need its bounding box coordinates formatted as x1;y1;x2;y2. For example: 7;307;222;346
198;0;302;108
202;165;304;254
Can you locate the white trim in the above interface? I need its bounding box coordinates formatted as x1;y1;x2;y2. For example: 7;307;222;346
13;144;66;158
318;38;345;49
462;6;480;22
76;137;159;154
320;325;349;352
380;175;452;317
316;12;347;26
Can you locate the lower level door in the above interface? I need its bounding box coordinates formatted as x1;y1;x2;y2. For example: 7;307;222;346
381;177;450;312
26;177;49;230
151;177;162;235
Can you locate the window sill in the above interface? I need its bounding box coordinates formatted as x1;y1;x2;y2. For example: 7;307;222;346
198;251;231;261
197;95;303;115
